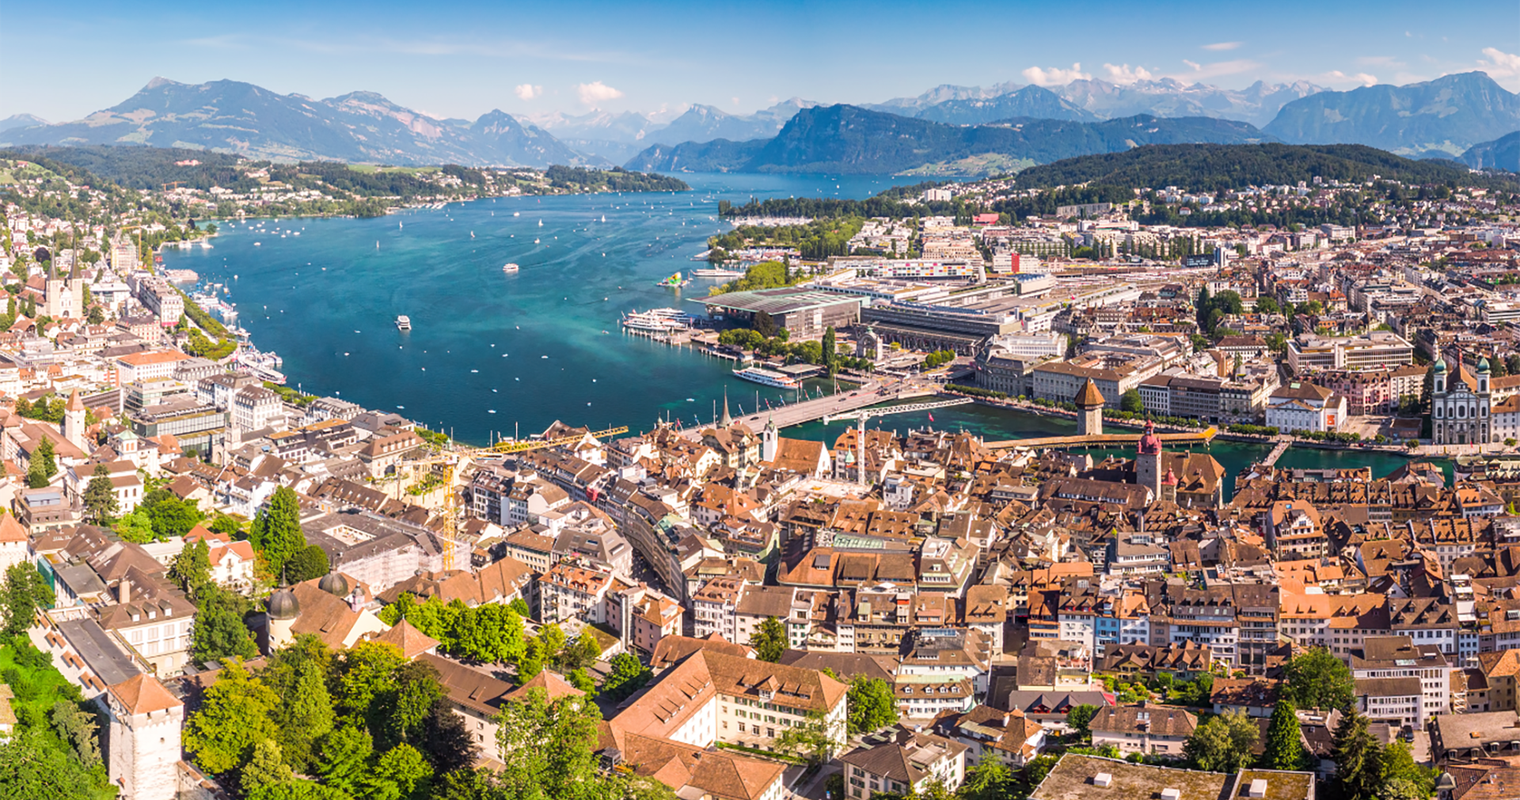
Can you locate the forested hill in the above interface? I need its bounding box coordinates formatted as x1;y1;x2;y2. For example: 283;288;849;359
1011;143;1520;192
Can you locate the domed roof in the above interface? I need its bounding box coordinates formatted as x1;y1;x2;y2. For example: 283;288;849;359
1433;358;1447;373
267;588;300;620
318;572;350;597
1480;357;1492;373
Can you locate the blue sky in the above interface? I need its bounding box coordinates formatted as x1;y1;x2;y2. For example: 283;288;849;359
3;0;1518;122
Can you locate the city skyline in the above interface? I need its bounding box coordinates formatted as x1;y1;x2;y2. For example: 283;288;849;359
4;0;1518;122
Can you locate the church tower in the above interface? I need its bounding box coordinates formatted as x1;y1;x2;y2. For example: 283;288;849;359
1136;419;1164;499
64;389;87;451
102;674;184;800
762;416;778;463
1075;378;1105;437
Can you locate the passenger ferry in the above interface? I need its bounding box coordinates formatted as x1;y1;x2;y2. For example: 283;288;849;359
732;366;799;389
690;267;746;279
622;309;690;332
395;315;412;331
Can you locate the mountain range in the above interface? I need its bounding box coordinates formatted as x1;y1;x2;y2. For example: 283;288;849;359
0;78;588;168
4;72;1519;174
624;105;1270;175
1262;72;1520;156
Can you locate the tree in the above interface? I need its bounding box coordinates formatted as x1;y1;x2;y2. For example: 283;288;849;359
376;660;445;750
1494;356;1510;379
0;727;116;800
558;633;600;672
822;326;837;376
139;488;206;539
192;584;258;664
251;485;308;581
336;641;406;728
1284;647;1355;712
749;616;788;662
50;700;102;766
1508;353;1520;377
774;709;836;765
512;635;542;680
249;780;354;800
1184;708;1259;773
287;544;330;583
846;676;897;735
1260;698;1306;770
960;759;1014;800
1066;704;1099;742
243;738;295;796
754;310;777;338
316;725;375;796
113;510;157;543
494;688;613;800
272;657;336;772
183;658;279;774
567;668;597;694
26;442;52;488
82;464;117;522
1254;296;1281;315
361;743;434;800
2;562;55;637
1119;389;1144;414
601;652;652;702
508;597;531;618
537;623;567;667
168;540;212;599
1331;708;1383;800
1379;739;1436;800
419;696;474;775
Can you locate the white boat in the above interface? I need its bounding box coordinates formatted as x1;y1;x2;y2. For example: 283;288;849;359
622;310;690;332
246;362;287;385
732;366;799;389
396;315;412;331
691;267;746;278
502;263;520;273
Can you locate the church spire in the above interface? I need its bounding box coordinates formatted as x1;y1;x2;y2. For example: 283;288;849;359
720;387;732;427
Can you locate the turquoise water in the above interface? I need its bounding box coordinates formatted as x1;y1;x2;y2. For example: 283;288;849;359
160;172;1421;497
163;174;922;444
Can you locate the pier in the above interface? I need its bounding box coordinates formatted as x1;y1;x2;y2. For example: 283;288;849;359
985;426;1220;451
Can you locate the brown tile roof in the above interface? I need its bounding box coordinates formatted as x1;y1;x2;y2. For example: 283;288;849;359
370;619;439;659
108;673;182;715
618;732;784;800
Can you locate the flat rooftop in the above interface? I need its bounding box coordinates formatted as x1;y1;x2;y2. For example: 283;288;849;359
1031;755;1228;800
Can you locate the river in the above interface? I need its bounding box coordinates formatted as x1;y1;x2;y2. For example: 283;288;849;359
161;173;1421;497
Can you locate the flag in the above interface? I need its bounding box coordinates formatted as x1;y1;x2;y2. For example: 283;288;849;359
928;412;935;422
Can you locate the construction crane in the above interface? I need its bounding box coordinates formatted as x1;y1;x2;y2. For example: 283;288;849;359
822;397;974;484
484;425;629;455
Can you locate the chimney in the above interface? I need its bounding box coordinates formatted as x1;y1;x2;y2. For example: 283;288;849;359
118;578;131;604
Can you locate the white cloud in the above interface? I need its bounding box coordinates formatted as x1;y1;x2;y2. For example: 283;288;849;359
1202;41;1242;51
1480;47;1520;78
1021;63;1090;86
1322;70;1379;86
514;84;542;101
576;81;624;106
1169;58;1261;82
1102;63;1152;84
